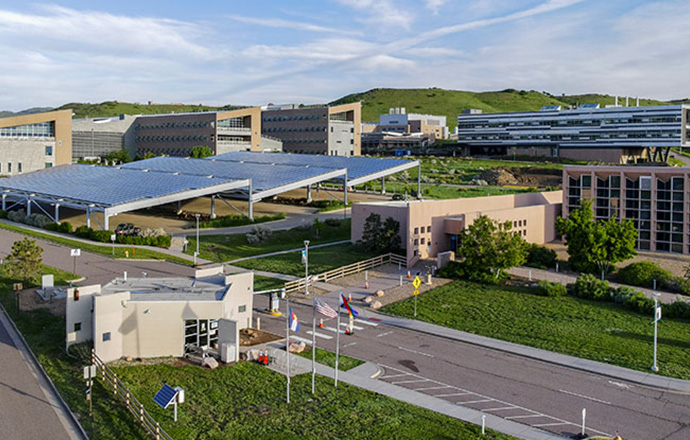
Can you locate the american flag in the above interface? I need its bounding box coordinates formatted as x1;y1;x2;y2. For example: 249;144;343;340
314;297;338;319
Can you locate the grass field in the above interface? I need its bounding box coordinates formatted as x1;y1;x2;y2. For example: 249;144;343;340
0;266;150;439
186;220;351;263
0;222;192;266
297;347;365;371
113;362;515;440
234;244;373;277
381;281;690;379
254;275;286;292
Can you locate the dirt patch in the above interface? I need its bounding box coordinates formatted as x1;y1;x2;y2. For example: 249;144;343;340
17;289;65;316
477;167;561;188
240;328;282;347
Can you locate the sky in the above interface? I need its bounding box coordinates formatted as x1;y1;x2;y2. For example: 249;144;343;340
1;0;688;111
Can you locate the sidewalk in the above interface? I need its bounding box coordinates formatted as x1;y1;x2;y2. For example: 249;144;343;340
262;342;566;440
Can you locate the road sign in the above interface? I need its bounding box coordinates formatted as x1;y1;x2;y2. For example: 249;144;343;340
412;276;422;289
655;306;662;322
70;249;81;257
413;290;419;296
83;365;96;379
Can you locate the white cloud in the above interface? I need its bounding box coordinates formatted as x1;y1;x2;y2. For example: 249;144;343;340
334;0;415;29
226;14;361;36
424;0;447;14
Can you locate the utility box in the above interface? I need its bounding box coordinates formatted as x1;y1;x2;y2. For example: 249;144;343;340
220;343;237;363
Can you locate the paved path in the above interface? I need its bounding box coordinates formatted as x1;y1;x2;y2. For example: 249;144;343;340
508;266;683;304
0;309;84;440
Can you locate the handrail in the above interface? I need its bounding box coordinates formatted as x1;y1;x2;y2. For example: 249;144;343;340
92;350;174;440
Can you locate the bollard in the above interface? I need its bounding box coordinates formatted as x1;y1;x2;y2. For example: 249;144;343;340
481;414;486;435
528;270;532;281
400;275;403;286
257;317;261;330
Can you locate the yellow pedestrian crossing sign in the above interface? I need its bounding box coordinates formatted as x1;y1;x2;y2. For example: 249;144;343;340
413;289;419;296
412;276;422;289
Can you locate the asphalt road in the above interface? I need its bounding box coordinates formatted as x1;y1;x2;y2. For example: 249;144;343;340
0;229;194;286
260;301;690;440
0;317;72;440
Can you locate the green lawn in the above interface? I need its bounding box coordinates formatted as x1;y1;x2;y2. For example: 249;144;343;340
187;219;351;263
234;244;373;277
0;266;149;439
113;362;514;440
382;281;690;379
356;182;538;199
254;275;286;292
0;222;192;266
297;347;365;371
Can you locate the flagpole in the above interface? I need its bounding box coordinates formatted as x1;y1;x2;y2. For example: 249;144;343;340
335;301;341;387
311;297;316;394
286;296;290;404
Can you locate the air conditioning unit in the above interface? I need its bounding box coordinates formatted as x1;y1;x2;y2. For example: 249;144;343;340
220;343;237;363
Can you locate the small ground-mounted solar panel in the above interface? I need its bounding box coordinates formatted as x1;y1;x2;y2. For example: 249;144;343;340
153;383;178;409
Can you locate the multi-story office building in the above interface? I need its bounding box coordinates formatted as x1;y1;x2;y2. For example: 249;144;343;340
134;107;272;157
72;114;137;160
0;110;72;175
457;104;690;163
379;108;449;139
563;165;690;254
261;102;361;156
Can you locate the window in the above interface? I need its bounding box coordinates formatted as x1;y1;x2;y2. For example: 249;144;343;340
45;163;52;168
45;145;53;156
420;226;425;233
421;238;425;244
414;227;419;235
74;322;81;332
102;332;111;342
7;163;11;173
238;305;247;313
414;239;419;245
18;163;22;173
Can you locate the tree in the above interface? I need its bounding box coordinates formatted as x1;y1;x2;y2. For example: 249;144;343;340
456;215;526;281
3;238;43;282
555;199;637;274
359;214;401;253
190;145;213;158
106;149;132;165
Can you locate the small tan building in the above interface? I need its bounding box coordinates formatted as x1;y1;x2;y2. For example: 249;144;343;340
66;268;254;363
352;191;562;267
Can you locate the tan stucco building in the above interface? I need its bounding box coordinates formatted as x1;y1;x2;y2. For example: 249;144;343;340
352;191;563;266
0;110;72;175
66;268;254;363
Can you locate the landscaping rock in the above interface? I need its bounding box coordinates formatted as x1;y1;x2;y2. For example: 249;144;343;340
364;295;374;304
375;289;385;297
371;300;383;310
202;357;219;370
289;341;307;353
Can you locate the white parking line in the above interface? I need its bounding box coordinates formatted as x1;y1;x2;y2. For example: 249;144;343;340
391;379;431;385
558;389;611;405
355;319;378;326
397;346;434;358
413;386;451;391
289;336;313;345
506;414;550;420
533;422;570;428
434;392;471;397
306;331;333;340
458;399;493;404
376;331;394;338
343;342;357;348
322;326;346;334
339;322;364;330
484;406;517;412
381;373;409;379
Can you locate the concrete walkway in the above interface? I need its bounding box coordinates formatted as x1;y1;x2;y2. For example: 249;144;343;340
262;342;566;440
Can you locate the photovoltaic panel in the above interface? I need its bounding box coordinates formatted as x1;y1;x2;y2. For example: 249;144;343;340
153;384;178;409
120;156;341;193
208;151;417;183
0;164;239;207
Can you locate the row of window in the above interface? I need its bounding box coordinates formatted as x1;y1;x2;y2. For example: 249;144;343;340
263;115;324;122
457;115;681;130
263;126;327;133
137;135;209;143
0;122;55;138
136;121;212;130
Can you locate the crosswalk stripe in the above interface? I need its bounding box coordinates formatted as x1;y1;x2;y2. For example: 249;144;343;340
355;319;378;327
306;330;333;340
289;336;313;345
339;322;364;330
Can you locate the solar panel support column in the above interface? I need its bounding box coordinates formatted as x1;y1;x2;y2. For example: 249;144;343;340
104;214;109;231
210;196;216;219
344;170;348;206
86;207;91;228
248;180;254;221
2;194;5;211
417;162;422;199
381;177;386;195
307;184;312;203
55;203;60;223
26;196;31;216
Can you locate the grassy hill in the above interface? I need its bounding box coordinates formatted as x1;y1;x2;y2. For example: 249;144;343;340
330;88;685;129
56;101;241;119
0;107;55;118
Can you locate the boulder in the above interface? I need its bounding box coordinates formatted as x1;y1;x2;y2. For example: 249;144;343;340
364;296;374;304
371;300;383;310
289;341;307;353
202;357;219;370
375;289;385;297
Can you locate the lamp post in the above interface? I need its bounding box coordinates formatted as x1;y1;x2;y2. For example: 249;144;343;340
651;292;661;372
304;240;310;296
194;214;200;266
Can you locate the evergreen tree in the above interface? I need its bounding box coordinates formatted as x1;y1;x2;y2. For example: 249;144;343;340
4;238;43;282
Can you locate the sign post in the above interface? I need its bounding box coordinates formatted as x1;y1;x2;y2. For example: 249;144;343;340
83;364;96;416
110;234;116;256
651;292;661;372
412;276;422;318
70;249;81;275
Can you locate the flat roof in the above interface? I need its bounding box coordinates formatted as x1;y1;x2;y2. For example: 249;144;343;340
0;164;250;215
101;276;229;301
120;156;346;201
209;151;419;187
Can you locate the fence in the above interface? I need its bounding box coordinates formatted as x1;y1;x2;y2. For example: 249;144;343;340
91;350;173;440
283;252;406;293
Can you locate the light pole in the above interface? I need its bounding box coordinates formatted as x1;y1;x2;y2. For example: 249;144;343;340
194;214;200;266
651;292;661;372
304;240;310;296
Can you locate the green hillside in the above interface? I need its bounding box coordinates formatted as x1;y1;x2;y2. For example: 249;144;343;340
330;88;687;129
56;101;241;119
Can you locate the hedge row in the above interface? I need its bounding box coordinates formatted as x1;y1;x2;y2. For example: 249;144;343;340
617;261;690;296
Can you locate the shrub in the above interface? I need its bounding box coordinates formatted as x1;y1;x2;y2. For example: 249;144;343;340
74;226;92;239
569;274;610;301
437;261;503;284
525;243;557;269
246;225;272;244
536;280;567;297
0;209;7;219
44;222;59;232
7;209;26;223
25;213;51;228
324;218;342;227
663;300;690;320
617;261;671;289
89;230;112;243
58;222;73;234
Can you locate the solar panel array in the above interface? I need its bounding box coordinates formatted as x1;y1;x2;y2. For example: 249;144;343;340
120;156;342;192
209;151;415;182
153;384;178;409
0;164;238;207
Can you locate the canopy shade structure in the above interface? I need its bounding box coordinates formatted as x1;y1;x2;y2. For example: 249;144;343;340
0;164;250;229
120;157;346;202
208;151;419;188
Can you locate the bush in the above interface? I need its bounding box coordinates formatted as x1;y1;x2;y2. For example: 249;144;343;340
525;243;557;269
25;213;51;228
663;300;690;320
58;222;73;234
569;274;610;301
74;226;92;239
536;280;567;297
324;218;342;227
7;209;26;224
89;230;112;243
44;222;59;232
617;261;670;289
437;261;503;284
246;225;272;244
0;209;7;219
116;234;170;248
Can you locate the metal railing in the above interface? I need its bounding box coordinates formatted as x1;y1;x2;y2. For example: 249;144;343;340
92;350;173;440
283;252;406;293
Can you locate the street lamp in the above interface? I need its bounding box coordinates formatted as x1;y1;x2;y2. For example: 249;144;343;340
651;291;661;372
194;214;200;266
304;240;310;296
